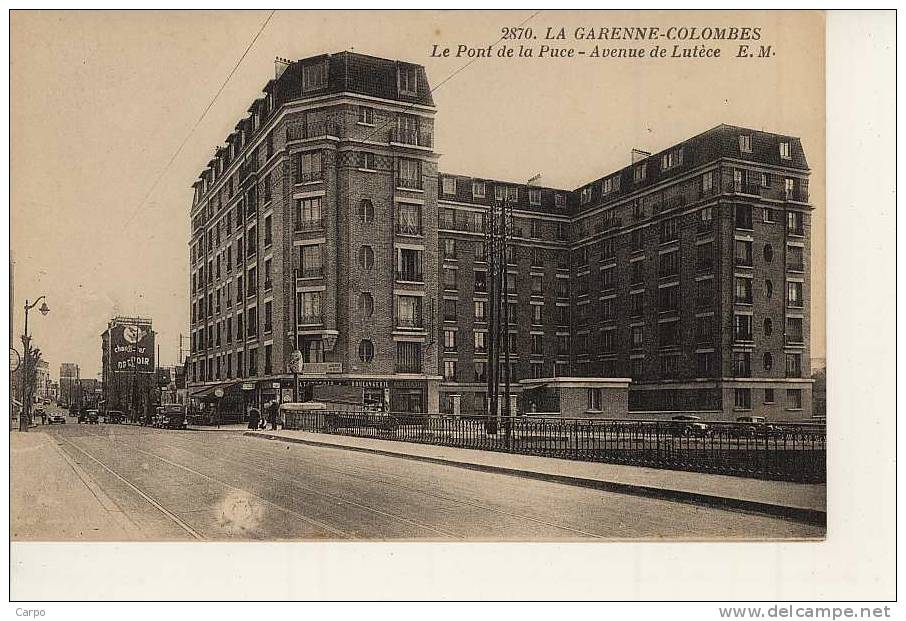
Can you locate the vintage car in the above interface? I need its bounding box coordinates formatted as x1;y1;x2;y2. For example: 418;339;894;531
153;405;187;430
668;414;711;437
78;409;99;424
47;411;66;425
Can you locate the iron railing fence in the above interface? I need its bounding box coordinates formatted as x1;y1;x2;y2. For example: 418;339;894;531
282;410;826;483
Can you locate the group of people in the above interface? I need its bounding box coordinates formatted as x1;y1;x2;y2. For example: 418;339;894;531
247;400;281;430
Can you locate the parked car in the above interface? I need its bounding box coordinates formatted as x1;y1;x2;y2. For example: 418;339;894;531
153;405;187;430
78;409;99;424
47;412;66;425
100;410;124;424
733;416;785;438
669;415;710;437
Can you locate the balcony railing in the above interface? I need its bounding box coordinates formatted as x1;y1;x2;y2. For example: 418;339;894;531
396;270;424;282
396;317;423;329
396;221;422;235
390;128;433;148
298;314;322;325
286;121;340;142
397;176;423;190
785;189;809;202
733;182;761;195
297;170;324;184
295;218;324;232
298;266;324;279
787;261;805;272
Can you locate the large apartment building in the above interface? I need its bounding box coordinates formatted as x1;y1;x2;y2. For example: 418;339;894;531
187;52;813;421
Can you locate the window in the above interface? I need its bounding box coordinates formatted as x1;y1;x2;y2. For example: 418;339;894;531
442;177;456;195
786;317;804;343
587;388;602;411
785;353;802;378
472;181;486;198
474;269;488;293
735;240;753;267
359;340;375;363
444;329;457;351
264;301;273;333
443;238;457;259
734;314;753;341
660;217;680;242
248;348;258;376
398;65;419;95
602;175;621;194
787;211;804;235
531;362;543;379
739;134;752;153
530;220;543;239
659;251;679;277
360;152;376;170
779;141;791;160
359;292;374;317
474;362;487;382
358;106;374;125
302;61;328;91
733;352;751;377
788;245;805;272
735;277;753;304
531;247;543;267
696;352;715;376
763;352;773;371
506;187;518;202
698;207;714;231
787;281;804;308
658;322;679;348
764;207;776;223
734;388;752;410
764;389;775;404
630;292;644;316
697;242;714;272
443;360;457;380
443;268;457;290
358;245;374;270
600;298;614;321
246;226;256;255
702;171;715;194
529;188;541;205
397;158;422;189
263;215;272;247
634;164;647;183
397;248;423;281
764;317;773;336
580;187;592;204
735;204;753;230
443;299;457;321
659;355;679;377
784;178;796;199
555;193;566;207
659;286;679;311
299;244;323;278
695;316;713;343
296;151;323;183
397;202;422;235
297;291;322;324
474;331;487;353
302;336;323;363
631;228;645;251
601;267;615;291
600;329;616;353
358;199;374;223
474;300;486;321
761;172;771;188
396;342;422;373
660;147;684;171
786;389;802;410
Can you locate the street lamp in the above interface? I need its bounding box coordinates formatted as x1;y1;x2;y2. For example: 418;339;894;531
19;296;50;432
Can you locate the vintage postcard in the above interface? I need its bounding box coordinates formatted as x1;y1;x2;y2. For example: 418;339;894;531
12;8;886;605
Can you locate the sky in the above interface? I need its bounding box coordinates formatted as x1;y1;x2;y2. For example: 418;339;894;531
10;10;825;379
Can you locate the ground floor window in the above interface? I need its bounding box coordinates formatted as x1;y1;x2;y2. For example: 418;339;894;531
392;388;424;413
734;388;752;410
786;389;802;410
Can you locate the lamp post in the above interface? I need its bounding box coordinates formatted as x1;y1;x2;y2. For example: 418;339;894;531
19;296;50;432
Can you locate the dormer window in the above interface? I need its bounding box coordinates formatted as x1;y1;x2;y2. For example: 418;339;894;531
739;135;753;153
779;141;791;160
472;181;486;198
580;187;592;205
442;177;456;195
398;65;418;96
661;147;685;171
555;193;566;207
633;163;647;183
302;61;328;92
529;188;541;205
602;175;621;194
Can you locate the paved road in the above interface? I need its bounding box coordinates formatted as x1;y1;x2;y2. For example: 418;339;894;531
40;420;823;541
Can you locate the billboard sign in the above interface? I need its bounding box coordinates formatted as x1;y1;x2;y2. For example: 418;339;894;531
110;322;155;373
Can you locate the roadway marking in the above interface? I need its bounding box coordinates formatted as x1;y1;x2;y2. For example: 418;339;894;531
57;436;204;540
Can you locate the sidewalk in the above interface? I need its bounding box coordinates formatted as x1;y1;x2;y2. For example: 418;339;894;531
245;428;827;525
11;431;141;540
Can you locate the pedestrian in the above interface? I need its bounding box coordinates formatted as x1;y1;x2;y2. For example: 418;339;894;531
247;407;260;430
40;410;46;425
268;401;278;431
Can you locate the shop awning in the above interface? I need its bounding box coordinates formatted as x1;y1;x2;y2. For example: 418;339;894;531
189;381;242;401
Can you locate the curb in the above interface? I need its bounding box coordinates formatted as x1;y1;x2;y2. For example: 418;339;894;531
244;431;826;527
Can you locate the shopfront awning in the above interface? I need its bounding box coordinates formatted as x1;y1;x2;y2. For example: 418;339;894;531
189;381;242;401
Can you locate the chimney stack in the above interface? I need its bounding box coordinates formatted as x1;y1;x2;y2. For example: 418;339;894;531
631;148;651;164
275;56;291;79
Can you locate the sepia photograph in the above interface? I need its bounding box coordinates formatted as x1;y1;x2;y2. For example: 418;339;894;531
5;7;894;605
